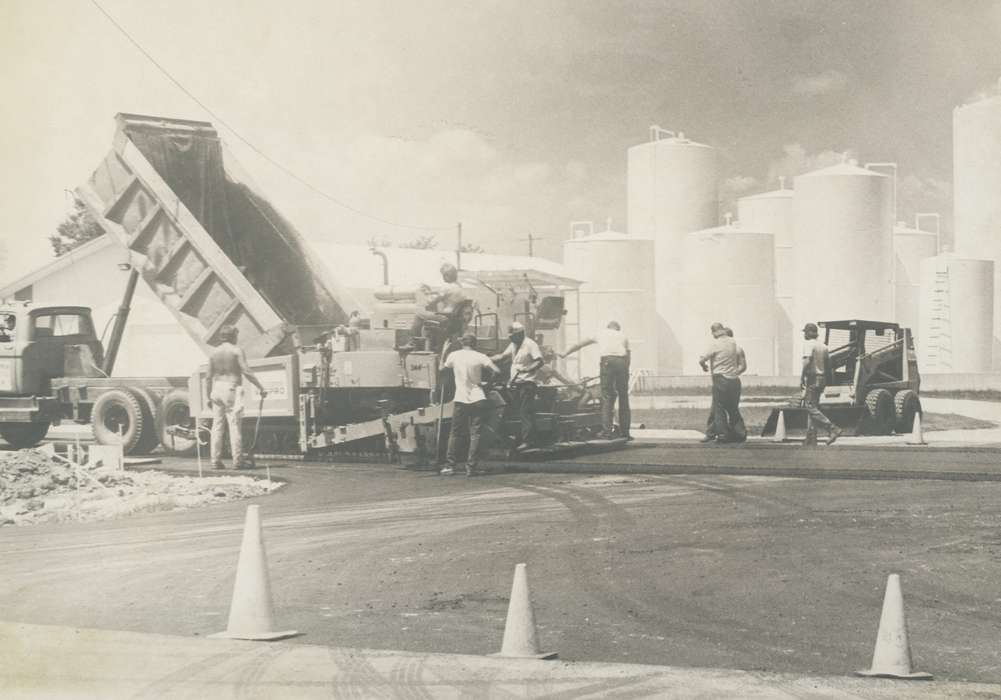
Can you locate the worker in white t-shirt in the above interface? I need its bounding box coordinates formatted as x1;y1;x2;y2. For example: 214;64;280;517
441;333;500;476
491;321;544;451
561;321;632;439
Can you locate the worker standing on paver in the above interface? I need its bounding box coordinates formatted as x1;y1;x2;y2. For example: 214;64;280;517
398;263;468;352
441;333;500;476
560;320;632;440
699;322;747;443
800;322;842;445
206;325;267;469
491;322;544;451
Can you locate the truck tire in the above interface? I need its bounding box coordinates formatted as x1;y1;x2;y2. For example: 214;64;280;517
863;388;895;436
92;389;148;455
0;422;51;449
157;389;198;456
128;387;160;455
894;389;921;434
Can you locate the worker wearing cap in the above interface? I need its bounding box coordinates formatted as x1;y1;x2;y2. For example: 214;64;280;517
560;320;632;440
491;322;544;451
398;263;468;352
801;322;842;445
441;333;500;476
699;322;747;443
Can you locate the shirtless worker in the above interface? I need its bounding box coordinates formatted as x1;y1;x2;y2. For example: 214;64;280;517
206;325;267;469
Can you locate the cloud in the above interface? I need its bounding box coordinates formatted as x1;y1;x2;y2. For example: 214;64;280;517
766;143;850;183
792;69;849;96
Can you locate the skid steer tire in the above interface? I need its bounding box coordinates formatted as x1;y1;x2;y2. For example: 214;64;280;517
0;421;51;449
157;390;198;457
93;389;147;455
863;389;895;436
894;389;921;434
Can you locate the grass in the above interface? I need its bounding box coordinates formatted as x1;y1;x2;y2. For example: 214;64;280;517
632;407;996;433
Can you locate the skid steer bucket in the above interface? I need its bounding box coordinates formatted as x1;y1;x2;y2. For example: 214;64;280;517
761;405;866;439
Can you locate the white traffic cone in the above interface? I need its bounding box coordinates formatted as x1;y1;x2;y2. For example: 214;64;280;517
210;505;299;641
773;410;787;443
493;563;557;659
856;574;932;679
906;412;927;446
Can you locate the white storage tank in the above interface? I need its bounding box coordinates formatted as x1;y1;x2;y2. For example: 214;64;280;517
681;224;776;376
738;185;794;375
562;228;657;379
918;254;994;373
893;222;938;332
954;89;1001;368
627;126;718;374
792;161;894;370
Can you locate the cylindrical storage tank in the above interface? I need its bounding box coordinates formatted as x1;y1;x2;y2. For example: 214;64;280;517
627;128;718;374
792;162;893;371
562;230;657;379
738;187;794;375
681;225;776;376
893;222;938;332
918;255;994;373
954;91;1001;368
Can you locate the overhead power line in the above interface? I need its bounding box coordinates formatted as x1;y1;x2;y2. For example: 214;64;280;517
87;0;452;232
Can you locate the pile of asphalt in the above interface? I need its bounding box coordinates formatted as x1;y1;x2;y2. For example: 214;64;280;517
0;449;280;527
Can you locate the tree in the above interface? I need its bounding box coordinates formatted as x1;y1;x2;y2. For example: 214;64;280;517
398;234;438;250
50;197;103;256
459;243;485;253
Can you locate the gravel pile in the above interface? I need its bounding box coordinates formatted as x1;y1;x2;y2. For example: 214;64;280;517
0;448;281;527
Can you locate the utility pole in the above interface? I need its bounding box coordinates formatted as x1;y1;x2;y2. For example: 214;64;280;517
517;233;545;257
456;222;462;270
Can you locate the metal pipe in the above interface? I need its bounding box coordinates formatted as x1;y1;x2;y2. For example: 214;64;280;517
101;267;140;376
370;247;389;285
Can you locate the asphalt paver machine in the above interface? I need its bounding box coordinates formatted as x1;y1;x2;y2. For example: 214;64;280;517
762;320;922;438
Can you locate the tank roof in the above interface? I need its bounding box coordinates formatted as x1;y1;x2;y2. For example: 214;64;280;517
797;162;888;178
893;224;937;236
567;230;652;242
739;187;793;201
690;223;772;236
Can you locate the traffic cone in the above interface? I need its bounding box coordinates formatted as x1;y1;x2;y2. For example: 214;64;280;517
856;574;932;680
907;412;927;446
773;410;787;443
209;505;299;641
493;563;557;659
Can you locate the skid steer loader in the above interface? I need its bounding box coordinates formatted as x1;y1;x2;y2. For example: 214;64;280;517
761;320;921;438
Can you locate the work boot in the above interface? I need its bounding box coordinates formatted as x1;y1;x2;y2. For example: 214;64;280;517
699;434;715;444
515;442;531;452
439;466;455;476
212;462;226;470
827;427;843;446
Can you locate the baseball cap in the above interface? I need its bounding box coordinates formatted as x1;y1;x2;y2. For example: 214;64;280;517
508;321;525;334
710;321;724;332
803;322;818;333
460;332;477;346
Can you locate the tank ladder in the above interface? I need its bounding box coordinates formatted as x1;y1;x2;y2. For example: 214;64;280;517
926;268;952;371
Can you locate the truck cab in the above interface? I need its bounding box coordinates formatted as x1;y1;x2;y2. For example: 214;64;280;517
0;304;104;396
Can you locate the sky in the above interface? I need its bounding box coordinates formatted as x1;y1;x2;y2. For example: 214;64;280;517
2;0;1001;280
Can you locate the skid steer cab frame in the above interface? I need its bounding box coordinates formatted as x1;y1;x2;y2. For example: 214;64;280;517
762;319;922;438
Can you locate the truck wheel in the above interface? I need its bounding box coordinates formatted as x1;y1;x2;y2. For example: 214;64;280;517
157;390;197;456
129;387;160;455
0;422;51;449
92;389;147;455
863;389;895;435
894;390;921;434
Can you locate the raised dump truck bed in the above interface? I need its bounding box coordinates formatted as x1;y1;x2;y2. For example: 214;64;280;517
75;113;354;358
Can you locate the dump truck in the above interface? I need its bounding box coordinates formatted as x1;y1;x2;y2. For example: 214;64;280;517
761;319;922;438
1;113;614;463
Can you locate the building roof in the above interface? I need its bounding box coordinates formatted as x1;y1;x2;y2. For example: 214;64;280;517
0;235;115;298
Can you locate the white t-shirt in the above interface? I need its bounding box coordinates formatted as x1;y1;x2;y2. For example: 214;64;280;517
801;338;830;378
592;327;629;357
444;348;499;404
498;337;544;384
